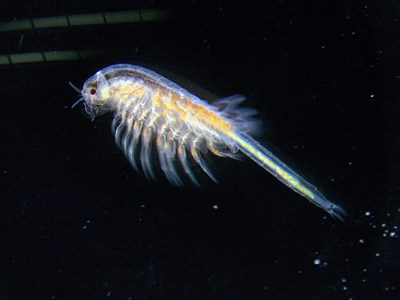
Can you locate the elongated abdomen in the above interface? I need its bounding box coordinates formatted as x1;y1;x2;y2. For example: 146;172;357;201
227;131;346;220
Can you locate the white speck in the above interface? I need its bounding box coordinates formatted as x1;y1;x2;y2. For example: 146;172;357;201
82;225;87;230
363;268;367;272
348;161;353;165
390;232;396;237
342;286;347;290
314;259;321;265
341;278;347;283
330;178;335;182
359;239;364;244
381;223;386;227
3;170;7;174
375;253;380;257
213;205;219;210
365;211;371;216
321;45;325;49
86;220;91;224
106;291;111;297
370;94;375;98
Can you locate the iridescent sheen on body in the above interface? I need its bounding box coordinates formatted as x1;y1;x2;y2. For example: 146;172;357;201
76;64;345;220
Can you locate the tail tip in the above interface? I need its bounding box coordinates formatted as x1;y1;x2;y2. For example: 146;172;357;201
327;203;347;222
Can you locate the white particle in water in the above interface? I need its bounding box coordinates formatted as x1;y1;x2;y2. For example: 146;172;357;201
314;259;321;265
359;239;364;244
365;211;371;216
213;205;219;210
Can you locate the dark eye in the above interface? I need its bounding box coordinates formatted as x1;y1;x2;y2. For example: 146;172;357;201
89;88;97;95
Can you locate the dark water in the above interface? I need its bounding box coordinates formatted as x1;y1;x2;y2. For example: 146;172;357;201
0;1;399;299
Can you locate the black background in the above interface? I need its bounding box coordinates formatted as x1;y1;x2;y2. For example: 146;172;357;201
0;1;399;299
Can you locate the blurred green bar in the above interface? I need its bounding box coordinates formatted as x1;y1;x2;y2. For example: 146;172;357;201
68;13;104;26
0;50;97;65
0;55;10;65
33;16;68;28
10;52;43;63
0;19;32;31
0;8;172;32
105;10;141;24
44;50;79;61
141;9;172;21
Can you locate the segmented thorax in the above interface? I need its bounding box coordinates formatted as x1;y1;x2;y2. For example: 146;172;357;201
81;64;258;186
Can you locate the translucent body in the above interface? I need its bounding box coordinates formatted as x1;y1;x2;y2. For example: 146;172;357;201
77;64;345;220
